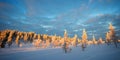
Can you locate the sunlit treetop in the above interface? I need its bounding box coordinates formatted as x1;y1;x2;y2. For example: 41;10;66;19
82;29;87;40
109;23;114;30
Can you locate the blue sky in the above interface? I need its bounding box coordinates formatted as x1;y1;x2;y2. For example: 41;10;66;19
0;0;120;39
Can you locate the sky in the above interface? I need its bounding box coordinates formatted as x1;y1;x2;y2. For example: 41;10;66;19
0;0;120;39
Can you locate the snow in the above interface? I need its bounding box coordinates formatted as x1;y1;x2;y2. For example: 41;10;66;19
0;44;120;60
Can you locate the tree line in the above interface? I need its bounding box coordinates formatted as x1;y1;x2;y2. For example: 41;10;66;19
0;23;119;50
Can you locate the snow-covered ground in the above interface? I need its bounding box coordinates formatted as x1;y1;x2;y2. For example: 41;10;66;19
0;44;120;60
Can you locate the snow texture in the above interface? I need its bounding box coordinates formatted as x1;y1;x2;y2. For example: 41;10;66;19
0;44;120;60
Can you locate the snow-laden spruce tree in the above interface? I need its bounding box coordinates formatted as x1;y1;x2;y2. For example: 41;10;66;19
15;34;20;47
106;23;118;47
81;29;88;51
73;34;78;47
92;34;97;44
23;32;28;42
98;37;103;44
7;31;15;47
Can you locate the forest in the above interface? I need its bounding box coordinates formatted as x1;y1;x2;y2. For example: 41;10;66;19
0;23;120;52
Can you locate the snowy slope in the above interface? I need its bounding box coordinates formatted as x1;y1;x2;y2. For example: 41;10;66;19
0;44;120;60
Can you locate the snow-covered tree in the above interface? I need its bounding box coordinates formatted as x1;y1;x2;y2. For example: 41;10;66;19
81;29;88;45
92;35;96;44
73;34;78;47
23;32;28;42
81;29;88;51
64;29;68;42
15;35;20;47
108;23;118;47
106;32;111;43
98;37;103;44
7;31;14;47
33;34;37;39
37;34;41;39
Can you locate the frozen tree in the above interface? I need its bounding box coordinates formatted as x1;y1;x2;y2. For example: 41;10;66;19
109;23;118;47
15;35;20;47
33;34;37;39
23;32;28;42
106;32;111;45
81;29;88;48
92;35;96;44
98;37;103;44
37;34;41;39
0;30;10;48
45;39;50;48
27;32;34;42
33;39;42;48
7;31;14;47
73;34;78;47
43;34;48;40
63;30;71;53
64;29;68;42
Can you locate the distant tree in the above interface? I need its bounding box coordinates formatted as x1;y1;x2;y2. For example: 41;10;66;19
64;29;68;42
37;34;41;39
33;39;42;48
81;29;88;49
15;35;20;47
45;39;50;48
92;35;96;44
0;31;7;48
99;37;103;44
7;31;14;47
77;38;81;44
62;30;72;53
23;32;28;42
43;34;48;40
27;32;34;42
33;34;37;39
73;34;78;47
109;23;118;47
106;32;111;45
60;38;64;46
0;30;10;48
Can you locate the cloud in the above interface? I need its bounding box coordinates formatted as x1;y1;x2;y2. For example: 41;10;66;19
40;25;54;29
21;20;32;24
